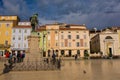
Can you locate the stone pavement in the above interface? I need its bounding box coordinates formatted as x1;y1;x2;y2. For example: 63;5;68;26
1;60;120;80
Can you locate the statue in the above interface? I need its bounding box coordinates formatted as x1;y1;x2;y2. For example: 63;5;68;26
30;14;38;32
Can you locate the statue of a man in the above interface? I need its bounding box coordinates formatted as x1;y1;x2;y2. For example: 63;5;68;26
30;14;38;32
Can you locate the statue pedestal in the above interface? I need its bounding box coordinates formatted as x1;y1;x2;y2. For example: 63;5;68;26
27;32;41;60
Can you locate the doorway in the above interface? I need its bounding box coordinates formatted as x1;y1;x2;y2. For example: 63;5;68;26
109;48;112;57
68;50;72;57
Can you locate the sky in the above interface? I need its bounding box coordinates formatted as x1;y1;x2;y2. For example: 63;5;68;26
0;0;120;29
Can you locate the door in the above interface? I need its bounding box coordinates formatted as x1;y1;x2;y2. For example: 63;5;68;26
69;50;72;57
109;48;112;57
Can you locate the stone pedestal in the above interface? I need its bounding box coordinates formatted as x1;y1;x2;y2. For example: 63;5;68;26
28;32;41;60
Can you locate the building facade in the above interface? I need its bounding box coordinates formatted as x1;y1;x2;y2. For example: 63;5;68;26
0;16;19;54
38;23;90;57
90;29;120;56
11;22;31;53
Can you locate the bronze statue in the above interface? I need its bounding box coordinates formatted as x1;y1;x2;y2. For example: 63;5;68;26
30;14;38;32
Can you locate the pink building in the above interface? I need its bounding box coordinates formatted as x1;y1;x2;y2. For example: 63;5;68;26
39;23;90;58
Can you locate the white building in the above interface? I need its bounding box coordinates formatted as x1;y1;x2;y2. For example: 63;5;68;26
11;22;31;53
90;29;120;56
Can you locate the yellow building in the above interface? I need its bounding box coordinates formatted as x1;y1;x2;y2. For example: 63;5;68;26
0;16;19;52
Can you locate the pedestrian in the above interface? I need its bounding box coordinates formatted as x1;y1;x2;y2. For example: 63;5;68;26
8;52;12;64
52;53;56;64
75;54;78;60
57;57;61;70
17;52;21;63
21;51;25;62
12;52;17;63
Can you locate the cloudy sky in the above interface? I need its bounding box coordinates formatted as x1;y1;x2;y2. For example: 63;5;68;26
0;0;120;29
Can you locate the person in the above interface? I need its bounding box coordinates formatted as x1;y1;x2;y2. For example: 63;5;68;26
75;54;78;60
57;57;61;70
17;52;21;63
8;52;12;64
52;53;56;64
21;51;25;62
12;52;17;63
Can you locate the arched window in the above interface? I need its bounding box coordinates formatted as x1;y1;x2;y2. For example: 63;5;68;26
61;50;64;55
105;36;113;39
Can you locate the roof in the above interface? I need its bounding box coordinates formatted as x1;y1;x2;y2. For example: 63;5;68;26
36;26;46;31
13;26;31;28
45;23;86;26
59;28;88;30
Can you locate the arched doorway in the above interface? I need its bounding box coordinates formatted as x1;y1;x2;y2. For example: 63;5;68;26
56;50;58;57
48;50;50;57
68;50;72;57
77;50;80;56
84;50;89;58
61;50;64;56
105;36;113;57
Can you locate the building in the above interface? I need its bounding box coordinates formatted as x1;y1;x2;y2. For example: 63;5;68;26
90;29;120;56
0;16;19;54
37;23;90;57
11;22;31;54
37;26;47;57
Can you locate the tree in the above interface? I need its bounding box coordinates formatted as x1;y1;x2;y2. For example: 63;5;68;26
84;50;89;59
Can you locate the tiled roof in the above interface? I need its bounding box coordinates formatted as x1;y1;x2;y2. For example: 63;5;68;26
13;26;31;28
36;26;46;31
59;28;88;30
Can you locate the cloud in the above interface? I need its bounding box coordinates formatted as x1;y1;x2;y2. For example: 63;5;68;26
0;0;30;19
0;0;120;29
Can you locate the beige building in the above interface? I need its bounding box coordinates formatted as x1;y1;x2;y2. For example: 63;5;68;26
38;23;90;57
90;29;120;56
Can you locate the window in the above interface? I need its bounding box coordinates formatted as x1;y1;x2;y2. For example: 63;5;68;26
55;31;57;34
85;42;87;47
56;43;58;46
68;35;71;39
48;43;50;47
76;31;79;33
12;44;15;47
24;44;26;48
5;31;9;36
76;42;80;47
13;36;15;40
19;29;21;33
61;35;64;39
61;31;63;33
48;31;50;34
55;36;58;40
18;36;21;40
76;35;79;39
6;23;10;27
37;33;40;35
13;29;15;33
24;29;27;33
84;35;86;39
68;31;71;33
48;36;50;40
18;44;20;48
5;40;8;46
61;42;64;47
68;42;71;47
24;36;27;40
